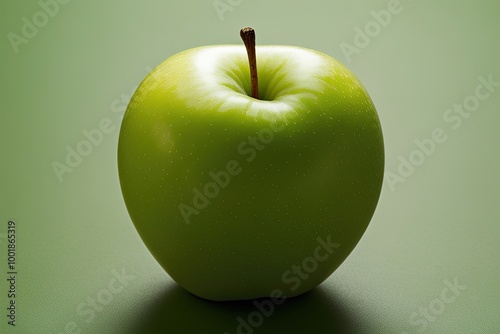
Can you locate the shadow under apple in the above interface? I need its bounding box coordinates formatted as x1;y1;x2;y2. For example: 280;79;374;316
126;284;355;334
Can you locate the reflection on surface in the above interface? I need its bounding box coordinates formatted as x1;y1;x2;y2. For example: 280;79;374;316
126;284;354;334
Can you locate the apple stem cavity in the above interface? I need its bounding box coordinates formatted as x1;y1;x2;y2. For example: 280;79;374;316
240;27;259;99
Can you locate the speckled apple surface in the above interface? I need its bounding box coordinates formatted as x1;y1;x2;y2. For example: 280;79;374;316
118;45;384;300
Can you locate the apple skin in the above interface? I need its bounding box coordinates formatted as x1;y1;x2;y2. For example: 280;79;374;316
118;45;384;301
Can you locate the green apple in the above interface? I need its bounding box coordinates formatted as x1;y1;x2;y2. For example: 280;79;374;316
118;28;384;301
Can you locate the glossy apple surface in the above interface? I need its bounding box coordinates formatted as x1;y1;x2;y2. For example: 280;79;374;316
118;45;384;301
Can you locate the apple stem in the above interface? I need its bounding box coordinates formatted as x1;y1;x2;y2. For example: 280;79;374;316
240;27;259;99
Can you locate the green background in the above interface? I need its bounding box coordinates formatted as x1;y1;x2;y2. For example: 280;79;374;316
1;0;499;333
